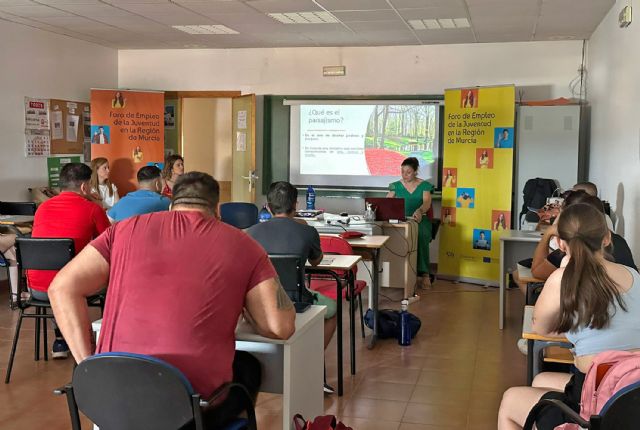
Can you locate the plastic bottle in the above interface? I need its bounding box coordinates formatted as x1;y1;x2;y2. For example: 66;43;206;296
398;298;411;346
306;185;316;210
258;204;272;223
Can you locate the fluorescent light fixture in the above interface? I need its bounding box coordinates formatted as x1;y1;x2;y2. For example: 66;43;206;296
453;18;470;28
267;11;339;24
408;19;426;30
172;25;238;34
424;19;441;29
437;18;455;29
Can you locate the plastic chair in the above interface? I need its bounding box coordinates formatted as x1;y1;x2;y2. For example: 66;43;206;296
0;201;37;216
268;254;315;305
524;380;640;430
54;352;256;430
310;236;366;376
220;203;259;229
5;238;104;383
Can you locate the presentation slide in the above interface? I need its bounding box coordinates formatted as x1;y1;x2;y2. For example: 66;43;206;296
290;102;440;189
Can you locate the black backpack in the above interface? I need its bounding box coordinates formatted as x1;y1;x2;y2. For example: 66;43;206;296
520;178;558;223
364;309;421;339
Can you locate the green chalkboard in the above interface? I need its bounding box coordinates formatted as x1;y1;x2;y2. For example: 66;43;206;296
261;95;445;196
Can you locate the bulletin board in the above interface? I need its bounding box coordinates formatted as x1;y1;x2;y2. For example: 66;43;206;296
49;99;90;155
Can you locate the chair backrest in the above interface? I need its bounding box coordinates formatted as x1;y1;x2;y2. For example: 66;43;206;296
15;238;75;271
599;380;640;429
320;235;356;276
72;353;197;430
0;201;37;215
268;254;314;304
220;202;259;229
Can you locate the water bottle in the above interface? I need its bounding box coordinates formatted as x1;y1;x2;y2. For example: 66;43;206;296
398;299;412;346
258;204;272;223
306;185;316;210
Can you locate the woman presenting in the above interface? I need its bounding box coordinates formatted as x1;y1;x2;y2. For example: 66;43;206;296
387;157;434;289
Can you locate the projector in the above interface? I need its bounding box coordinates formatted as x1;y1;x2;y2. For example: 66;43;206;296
323;213;351;224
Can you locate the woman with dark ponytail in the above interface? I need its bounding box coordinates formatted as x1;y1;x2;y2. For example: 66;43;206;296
498;203;640;430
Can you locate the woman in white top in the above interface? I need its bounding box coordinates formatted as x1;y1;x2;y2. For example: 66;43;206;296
90;157;119;210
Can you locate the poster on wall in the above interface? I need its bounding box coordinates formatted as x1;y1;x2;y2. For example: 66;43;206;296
24;97;50;131
438;85;515;284
47;156;81;188
91;89;164;194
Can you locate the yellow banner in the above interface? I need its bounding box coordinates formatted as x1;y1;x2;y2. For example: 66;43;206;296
438;86;515;283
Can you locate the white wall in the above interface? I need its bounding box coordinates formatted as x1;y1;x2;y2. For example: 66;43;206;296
0;20;117;201
587;0;640;255
119;41;582;99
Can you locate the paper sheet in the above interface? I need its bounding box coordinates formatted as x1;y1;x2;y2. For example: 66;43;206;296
25;132;50;157
24;97;49;131
66;114;79;142
51;111;63;140
237;110;247;130
236;131;246;152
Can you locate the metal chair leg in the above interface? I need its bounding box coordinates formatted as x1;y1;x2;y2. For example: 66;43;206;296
35;308;41;361
358;293;365;339
5;309;25;383
43;314;48;361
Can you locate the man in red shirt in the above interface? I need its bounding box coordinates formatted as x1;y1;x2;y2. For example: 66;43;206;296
49;172;296;428
30;162;110;358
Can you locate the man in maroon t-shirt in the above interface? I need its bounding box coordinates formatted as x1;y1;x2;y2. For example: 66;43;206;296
49;172;296;428
29;162;110;359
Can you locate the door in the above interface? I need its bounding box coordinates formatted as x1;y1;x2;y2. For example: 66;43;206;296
231;94;256;202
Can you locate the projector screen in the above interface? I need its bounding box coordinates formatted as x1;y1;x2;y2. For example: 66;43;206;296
288;100;441;190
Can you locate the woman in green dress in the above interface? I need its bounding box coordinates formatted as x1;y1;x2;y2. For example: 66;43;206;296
387;157;434;289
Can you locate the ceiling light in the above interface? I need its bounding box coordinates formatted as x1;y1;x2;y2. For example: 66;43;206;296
437;19;455;29
267;11;339;24
172;25;238;35
424;19;441;30
408;19;426;30
453;18;470;28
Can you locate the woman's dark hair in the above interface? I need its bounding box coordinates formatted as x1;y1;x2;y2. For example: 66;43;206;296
563;189;604;211
401;157;419;171
553;203;626;333
162;154;184;180
267;181;298;215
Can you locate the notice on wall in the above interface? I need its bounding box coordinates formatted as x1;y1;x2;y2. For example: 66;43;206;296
25;132;50;157
91;89;165;195
51;111;64;140
47;156;81;188
66;114;79;142
237;110;247;130
25;97;50;131
236;131;247;152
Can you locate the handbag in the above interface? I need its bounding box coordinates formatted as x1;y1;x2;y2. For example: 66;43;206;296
293;414;353;430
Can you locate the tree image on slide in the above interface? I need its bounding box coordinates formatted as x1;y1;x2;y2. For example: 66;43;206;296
364;105;437;175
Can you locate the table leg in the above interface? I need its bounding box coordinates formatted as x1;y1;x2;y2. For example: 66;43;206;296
349;272;356;375
334;274;344;396
367;248;380;349
499;241;506;330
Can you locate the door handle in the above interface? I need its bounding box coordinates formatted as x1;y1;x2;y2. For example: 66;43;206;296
241;170;259;192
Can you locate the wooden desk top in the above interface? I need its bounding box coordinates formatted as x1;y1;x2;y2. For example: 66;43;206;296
500;230;543;243
522;305;570;343
0;215;34;225
236;305;326;345
517;265;545;284
307;254;361;270
346;235;389;249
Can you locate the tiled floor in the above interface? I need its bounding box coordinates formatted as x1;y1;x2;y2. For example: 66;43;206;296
0;280;527;429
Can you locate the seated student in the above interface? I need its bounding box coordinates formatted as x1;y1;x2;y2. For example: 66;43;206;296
107;165;170;222
572;181;615;230
48;172;295;429
498;203;640;430
30;162;110;358
246;181;338;394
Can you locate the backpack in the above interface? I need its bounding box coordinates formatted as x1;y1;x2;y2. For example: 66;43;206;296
555;350;640;430
293;414;353;430
520;178;558;223
363;309;421;339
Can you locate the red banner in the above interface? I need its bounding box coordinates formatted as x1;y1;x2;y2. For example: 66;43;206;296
90;89;164;194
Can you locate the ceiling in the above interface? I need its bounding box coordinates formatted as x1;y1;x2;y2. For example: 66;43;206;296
0;0;615;49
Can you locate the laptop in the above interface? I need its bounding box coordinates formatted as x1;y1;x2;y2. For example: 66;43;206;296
364;197;406;221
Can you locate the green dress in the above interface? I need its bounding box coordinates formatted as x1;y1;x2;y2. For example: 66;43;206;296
389;180;435;275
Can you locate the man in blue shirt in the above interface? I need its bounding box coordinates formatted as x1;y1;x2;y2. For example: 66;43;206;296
108;166;170;222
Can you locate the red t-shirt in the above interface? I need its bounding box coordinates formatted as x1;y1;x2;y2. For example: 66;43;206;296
93;210;276;397
29;192;110;292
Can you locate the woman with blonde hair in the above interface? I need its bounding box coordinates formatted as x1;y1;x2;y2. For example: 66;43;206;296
161;154;184;198
90;157;119;210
